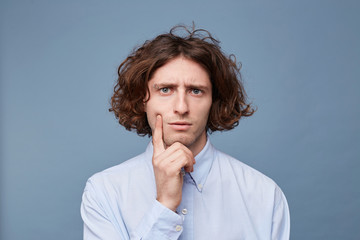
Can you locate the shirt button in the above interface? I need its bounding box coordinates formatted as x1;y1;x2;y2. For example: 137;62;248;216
175;225;182;232
181;208;188;215
198;183;203;189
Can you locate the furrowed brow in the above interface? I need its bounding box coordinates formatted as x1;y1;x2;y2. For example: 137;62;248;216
153;83;177;89
185;83;210;90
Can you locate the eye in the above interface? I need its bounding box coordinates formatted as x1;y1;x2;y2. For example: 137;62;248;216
191;89;202;95
160;87;171;94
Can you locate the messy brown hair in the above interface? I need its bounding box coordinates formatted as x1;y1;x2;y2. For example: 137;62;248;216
110;24;255;136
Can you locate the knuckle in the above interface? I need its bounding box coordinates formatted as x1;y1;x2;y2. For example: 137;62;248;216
153;161;160;169
182;149;191;158
177;148;185;154
153;158;163;168
185;147;193;156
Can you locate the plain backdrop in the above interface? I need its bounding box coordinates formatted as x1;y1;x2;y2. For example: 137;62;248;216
1;0;359;239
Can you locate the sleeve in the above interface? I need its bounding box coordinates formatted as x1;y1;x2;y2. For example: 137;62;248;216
81;179;129;240
134;200;184;240
271;187;291;240
81;178;184;240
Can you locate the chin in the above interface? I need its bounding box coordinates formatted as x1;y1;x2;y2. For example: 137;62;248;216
164;134;195;148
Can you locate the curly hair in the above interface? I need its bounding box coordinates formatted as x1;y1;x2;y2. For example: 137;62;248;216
110;24;255;136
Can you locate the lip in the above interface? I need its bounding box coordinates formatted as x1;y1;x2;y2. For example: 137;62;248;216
168;121;192;131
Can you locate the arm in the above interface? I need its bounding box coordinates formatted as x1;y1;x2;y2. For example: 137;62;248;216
81;115;193;239
81;179;129;240
81;180;184;240
271;187;291;240
134;200;184;239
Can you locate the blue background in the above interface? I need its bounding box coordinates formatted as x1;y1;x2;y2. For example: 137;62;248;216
1;0;359;239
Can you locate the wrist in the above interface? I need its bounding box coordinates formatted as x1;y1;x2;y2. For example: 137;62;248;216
156;197;179;212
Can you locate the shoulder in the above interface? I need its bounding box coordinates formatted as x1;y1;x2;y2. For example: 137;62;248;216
84;151;152;194
212;148;288;211
213;148;281;192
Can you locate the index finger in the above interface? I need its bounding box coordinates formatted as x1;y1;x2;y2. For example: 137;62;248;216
152;115;165;155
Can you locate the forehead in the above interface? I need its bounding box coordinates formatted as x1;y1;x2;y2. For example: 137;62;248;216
149;57;211;86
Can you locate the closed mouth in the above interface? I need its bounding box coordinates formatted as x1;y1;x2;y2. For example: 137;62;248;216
168;122;192;130
169;122;192;126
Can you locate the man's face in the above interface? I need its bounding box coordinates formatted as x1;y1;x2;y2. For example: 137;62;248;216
145;56;212;155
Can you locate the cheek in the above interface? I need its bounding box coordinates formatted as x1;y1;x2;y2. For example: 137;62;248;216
145;102;164;128
146;102;163;116
197;99;212;118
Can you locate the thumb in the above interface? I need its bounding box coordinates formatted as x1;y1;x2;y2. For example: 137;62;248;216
152;115;165;155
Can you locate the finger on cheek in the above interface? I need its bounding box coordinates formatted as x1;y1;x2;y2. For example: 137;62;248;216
153;115;165;154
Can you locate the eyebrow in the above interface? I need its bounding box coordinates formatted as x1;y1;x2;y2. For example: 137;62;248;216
153;82;210;90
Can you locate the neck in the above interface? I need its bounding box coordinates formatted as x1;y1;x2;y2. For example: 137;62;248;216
188;132;207;157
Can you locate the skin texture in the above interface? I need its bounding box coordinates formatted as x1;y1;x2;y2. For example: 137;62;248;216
145;57;213;211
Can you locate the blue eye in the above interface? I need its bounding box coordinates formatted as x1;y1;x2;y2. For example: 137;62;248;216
160;88;170;93
192;89;202;95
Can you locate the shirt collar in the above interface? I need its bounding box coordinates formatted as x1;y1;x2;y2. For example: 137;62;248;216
144;136;215;193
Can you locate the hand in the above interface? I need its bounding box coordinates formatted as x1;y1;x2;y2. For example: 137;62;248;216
152;115;195;211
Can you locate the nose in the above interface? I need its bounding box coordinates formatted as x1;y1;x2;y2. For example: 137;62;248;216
174;91;189;115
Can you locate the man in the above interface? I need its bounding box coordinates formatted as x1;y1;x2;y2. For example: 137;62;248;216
81;25;290;240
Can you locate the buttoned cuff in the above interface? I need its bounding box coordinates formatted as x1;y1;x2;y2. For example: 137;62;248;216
135;200;184;239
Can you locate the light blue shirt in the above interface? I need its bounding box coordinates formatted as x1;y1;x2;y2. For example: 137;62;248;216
81;139;290;239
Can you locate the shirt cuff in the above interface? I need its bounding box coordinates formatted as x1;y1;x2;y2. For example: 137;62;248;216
135;200;184;239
